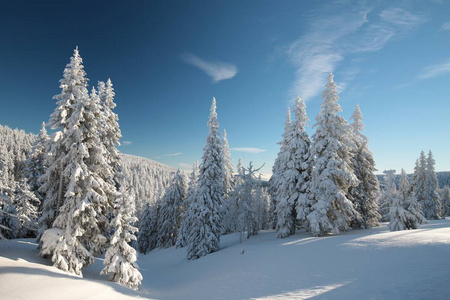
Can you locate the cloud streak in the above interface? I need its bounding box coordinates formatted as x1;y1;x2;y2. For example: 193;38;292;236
121;141;132;145
379;8;423;27
231;147;266;154
287;5;426;101
393;60;450;89
163;152;182;157
442;23;450;30
182;53;238;82
418;62;450;79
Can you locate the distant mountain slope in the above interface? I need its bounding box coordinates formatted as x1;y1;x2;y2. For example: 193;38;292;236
437;172;450;188
119;153;175;216
0;122;175;218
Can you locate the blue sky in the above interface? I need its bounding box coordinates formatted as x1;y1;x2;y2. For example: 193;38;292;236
0;0;449;177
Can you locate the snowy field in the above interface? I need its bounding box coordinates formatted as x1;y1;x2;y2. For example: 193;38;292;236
2;220;450;300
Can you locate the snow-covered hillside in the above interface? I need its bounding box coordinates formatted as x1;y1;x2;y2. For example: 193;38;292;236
120;153;175;215
2;219;450;300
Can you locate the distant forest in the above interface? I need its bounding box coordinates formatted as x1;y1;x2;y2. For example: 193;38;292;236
377;172;450;189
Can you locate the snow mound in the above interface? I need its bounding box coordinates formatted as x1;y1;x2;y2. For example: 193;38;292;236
2;220;450;299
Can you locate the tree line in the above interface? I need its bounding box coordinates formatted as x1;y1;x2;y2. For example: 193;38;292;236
138;73;447;263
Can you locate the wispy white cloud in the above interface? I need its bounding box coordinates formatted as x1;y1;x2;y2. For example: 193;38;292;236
231;147;266;154
336;67;361;92
287;9;365;100
418;62;450;79
392;82;412;90
379;8;424;27
121;141;132;145
182;53;238;82
287;5;426;100
163;152;182;157
393;60;450;89
442;23;450;30
349;26;395;53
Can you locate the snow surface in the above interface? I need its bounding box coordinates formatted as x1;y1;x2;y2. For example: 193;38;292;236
2;220;450;299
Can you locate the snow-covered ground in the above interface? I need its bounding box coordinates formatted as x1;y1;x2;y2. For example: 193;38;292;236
2;220;450;300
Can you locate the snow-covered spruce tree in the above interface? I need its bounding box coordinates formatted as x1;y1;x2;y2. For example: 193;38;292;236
44;89;101;274
186;97;225;260
98;79;122;177
378;170;396;222
24;122;48;202
305;73;359;236
222;129;234;198
254;179;270;231
94;79;123;230
176;161;199;248
137;199;161;253
136;203;152;253
157;169;187;248
399;169;426;229
231;162;264;241
40;48;118;275
102;193;142;290
413;151;428;211
348;104;381;229
422;150;441;219
410;159;420;194
0;193;19;239
236;158;244;185
221;130;235;234
268;108;290;232
441;186;450;217
276;96;311;238
398;168;409;203
37;47;88;240
289;96;311;232
223;158;246;234
14;179;40;237
387;185;408;231
37;131;65;240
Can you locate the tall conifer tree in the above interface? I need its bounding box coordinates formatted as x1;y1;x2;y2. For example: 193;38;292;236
414;151;428;209
348;104;381;228
102;193;142;290
157;169;187;248
269;108;291;232
25;122;48;202
38;47;88;239
305;73;359;236
39;48;120;275
187;98;225;260
177;161;199;248
276;96;311;238
399;168;426;229
422;150;441;219
222;129;234;198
